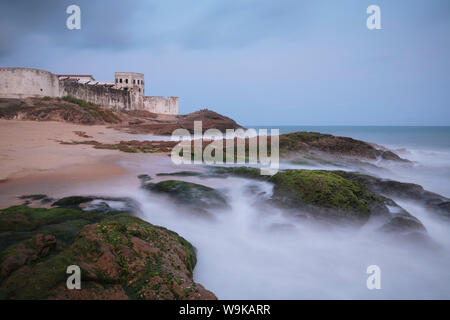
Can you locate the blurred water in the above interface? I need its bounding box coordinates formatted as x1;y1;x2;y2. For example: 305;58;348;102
56;126;450;299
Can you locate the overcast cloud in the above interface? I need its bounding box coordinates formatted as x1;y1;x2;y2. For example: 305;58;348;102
0;0;449;125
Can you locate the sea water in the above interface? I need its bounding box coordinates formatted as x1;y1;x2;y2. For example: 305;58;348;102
70;126;450;299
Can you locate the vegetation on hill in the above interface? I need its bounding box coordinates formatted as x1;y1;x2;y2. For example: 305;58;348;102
0;97;120;124
61;96;121;123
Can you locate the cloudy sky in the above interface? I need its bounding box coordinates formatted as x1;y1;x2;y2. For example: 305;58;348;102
1;0;449;125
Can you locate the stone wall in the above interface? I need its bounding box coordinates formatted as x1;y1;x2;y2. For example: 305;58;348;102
0;67;60;99
0;67;179;114
114;72;145;111
143;96;179;114
59;79;132;110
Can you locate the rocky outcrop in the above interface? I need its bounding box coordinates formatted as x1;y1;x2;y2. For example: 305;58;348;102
142;132;407;163
121;109;242;135
332;171;450;219
278;132;407;161
207;166;268;181
267;170;381;224
59;139;178;153
0;204;216;300
50;195;141;214
1;234;56;278
142;180;229;218
379;214;426;234
206;167;429;236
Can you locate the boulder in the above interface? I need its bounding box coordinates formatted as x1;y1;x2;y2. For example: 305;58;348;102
332;171;450;219
278;131;408;161
268;170;380;224
52;196;141;214
144;180;228;217
0;205;216;300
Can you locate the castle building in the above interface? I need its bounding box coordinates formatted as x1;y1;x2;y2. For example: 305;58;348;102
0;67;179;114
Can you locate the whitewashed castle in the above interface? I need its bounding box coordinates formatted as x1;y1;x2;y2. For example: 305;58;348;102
0;67;178;114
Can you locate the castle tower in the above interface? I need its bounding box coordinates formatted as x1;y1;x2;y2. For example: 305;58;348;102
114;72;145;109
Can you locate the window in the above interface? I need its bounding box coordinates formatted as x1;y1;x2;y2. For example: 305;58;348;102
125;79;128;84
120;79;122;83
115;79;118;83
133;80;136;84
138;80;140;84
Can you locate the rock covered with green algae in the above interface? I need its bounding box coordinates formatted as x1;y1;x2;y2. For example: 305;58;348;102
205;166;428;233
50;195;141;213
268;170;380;224
278;131;407;161
214;167;427;235
207;166;268;181
143;180;229;216
331;170;450;219
0;205;216;300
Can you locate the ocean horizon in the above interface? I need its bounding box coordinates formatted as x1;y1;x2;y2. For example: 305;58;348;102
250;125;450;151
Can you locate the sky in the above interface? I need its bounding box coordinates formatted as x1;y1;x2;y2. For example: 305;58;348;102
0;0;449;126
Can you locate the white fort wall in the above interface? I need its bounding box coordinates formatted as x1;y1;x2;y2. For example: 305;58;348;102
59;79;133;110
144;96;179;115
0;68;60;98
0;67;179;114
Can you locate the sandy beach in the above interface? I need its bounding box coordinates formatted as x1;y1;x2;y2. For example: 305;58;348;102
0;119;129;178
0;119;209;208
0;120;138;207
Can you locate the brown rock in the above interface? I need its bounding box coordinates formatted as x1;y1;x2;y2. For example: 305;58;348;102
0;233;56;277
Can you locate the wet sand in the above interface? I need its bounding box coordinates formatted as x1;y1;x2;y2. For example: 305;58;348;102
0;120;126;178
0;120;169;208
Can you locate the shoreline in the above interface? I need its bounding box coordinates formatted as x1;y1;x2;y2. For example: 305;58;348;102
0;119;127;179
0;119;139;208
0;118;231;208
